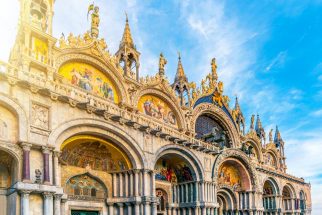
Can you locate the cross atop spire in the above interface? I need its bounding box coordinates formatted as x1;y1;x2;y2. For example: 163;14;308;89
175;52;188;83
234;96;241;111
120;13;135;49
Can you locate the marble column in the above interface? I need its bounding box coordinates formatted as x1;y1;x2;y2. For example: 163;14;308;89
118;203;124;215
61;198;67;215
53;151;60;186
42;147;51;184
134;170;139;196
20;190;31;215
107;203;114;215
195;182;199;202
21;143;32;182
144;202;151;215
112;173;117;197
43;192;53;215
54;194;62;215
129;171;134;196
125;172;129;197
126;203;132;215
120;173;124;197
151;202;157;215
134;202;140;215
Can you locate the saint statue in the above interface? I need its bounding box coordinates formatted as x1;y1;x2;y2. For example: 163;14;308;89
158;53;167;76
250;114;255;130
269;129;273;142
211;58;218;81
88;4;100;38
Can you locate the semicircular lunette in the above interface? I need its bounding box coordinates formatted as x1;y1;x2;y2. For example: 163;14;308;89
58;62;119;103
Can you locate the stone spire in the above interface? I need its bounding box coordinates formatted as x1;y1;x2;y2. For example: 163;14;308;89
120;13;134;49
174;52;188;83
274;125;283;147
255;114;262;133
234;96;240;111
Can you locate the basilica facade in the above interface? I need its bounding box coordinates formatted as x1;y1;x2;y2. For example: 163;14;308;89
0;1;312;215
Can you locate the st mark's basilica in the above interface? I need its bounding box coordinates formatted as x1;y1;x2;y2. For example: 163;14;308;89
0;1;312;215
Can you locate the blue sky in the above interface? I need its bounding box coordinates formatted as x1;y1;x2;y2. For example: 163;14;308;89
0;0;322;213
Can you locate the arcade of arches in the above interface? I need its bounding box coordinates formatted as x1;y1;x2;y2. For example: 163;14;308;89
0;0;311;215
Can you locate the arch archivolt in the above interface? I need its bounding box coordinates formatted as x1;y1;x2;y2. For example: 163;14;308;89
282;183;297;199
217;187;238;210
54;52;128;104
242;137;263;162
134;87;186;130
0;94;28;142
264;149;280;169
152;144;205;181
261;176;281;195
48;118;146;169
0;142;22;182
212;149;259;192
191;103;240;147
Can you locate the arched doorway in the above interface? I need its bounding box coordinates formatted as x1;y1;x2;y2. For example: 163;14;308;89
0;150;18;215
156;188;168;215
154;152;198;215
282;185;294;214
60;135;133;214
217;188;237;215
216;158;252;214
299;191;306;215
262;179;279;214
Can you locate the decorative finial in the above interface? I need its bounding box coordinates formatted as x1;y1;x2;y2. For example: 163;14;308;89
178;51;181;60
211;57;218;81
125;12;128;22
269;129;273;142
250;114;255;130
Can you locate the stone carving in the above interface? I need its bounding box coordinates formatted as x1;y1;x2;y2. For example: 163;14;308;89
35;169;42;184
0;118;8;140
31;103;49;130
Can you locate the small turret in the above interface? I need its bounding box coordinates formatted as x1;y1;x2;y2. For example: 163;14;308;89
172;53;191;107
115;14;140;81
232;97;245;135
255;114;266;144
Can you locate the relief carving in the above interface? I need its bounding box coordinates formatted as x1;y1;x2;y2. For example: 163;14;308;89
31;103;49;130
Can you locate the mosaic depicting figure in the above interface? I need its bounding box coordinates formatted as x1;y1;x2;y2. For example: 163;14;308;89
218;164;241;189
60;138;129;172
59;62;117;102
138;95;177;126
265;153;276;167
155;159;193;183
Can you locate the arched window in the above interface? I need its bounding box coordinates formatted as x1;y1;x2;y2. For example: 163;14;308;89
66;174;107;200
195;114;230;148
300;191;306;214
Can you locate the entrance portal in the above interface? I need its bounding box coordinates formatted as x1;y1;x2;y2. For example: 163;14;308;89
71;210;99;215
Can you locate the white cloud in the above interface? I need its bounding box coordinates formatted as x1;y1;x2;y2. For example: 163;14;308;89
265;51;287;72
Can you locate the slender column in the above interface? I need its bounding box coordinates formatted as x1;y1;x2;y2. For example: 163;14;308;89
143;170;150;196
113;173;117;197
200;182;205;202
195;182;199;202
20;190;31;215
185;184;189;203
21;143;32;182
43;192;53;215
135;202;140;215
181;185;184;203
54;194;62;215
108;203;114;215
42;147;51;184
129;171;134;196
134;170;139;196
53;151;60;186
144;202;151;215
151;202;157;215
173;185;177;203
118;203;124;215
61;199;67;215
125;172;129;197
119;173;123;197
151;171;156;196
126;203;132;215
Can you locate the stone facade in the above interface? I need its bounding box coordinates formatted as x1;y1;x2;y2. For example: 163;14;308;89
0;1;311;215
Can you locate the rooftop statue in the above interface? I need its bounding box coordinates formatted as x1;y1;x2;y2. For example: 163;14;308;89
88;4;100;38
159;53;167;76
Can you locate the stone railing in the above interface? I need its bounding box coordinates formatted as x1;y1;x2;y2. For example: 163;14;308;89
0;60;219;155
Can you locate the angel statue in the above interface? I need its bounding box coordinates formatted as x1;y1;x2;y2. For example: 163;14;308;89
88;4;100;38
250;114;255;130
269;129;273;142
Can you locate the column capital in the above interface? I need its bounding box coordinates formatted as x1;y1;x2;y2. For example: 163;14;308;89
20;189;32;196
116;202;124;207
54;194;63;200
20;142;32;151
53;151;61;157
42;146;52;154
43;192;54;199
